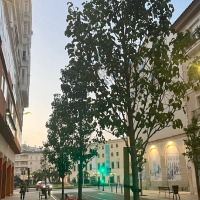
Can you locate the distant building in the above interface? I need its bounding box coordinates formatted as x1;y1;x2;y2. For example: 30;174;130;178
0;0;32;199
68;139;125;185
14;144;43;182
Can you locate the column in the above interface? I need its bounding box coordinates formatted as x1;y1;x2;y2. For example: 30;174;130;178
6;165;11;196
160;156;168;186
0;158;3;200
179;154;189;188
10;166;14;195
1;160;7;199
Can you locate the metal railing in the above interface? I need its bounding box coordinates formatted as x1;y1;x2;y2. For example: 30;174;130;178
191;108;200;122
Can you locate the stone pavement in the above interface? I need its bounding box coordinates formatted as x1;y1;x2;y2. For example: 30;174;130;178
96;186;198;200
5;188;56;200
5;187;199;200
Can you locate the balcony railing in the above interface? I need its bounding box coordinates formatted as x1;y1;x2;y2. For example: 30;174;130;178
192;108;200;122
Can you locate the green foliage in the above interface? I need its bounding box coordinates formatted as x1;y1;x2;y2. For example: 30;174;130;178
72;177;76;183
65;0;194;199
45;104;72;179
90;176;97;186
32;169;45;182
14;175;21;186
183;118;200;165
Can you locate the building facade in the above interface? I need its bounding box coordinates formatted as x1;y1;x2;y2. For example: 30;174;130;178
14;144;43;182
172;0;200;194
0;0;32;199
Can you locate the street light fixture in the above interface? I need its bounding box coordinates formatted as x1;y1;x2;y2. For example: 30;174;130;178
6;108;32;116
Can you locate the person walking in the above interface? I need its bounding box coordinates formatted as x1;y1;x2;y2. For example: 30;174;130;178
20;180;27;200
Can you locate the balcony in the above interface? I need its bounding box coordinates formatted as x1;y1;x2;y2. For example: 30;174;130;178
186;39;200;56
20;83;29;108
191;108;200;122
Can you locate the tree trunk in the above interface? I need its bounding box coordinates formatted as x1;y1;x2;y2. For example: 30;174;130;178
61;177;64;200
195;165;200;200
130;138;140;200
78;162;83;200
140;172;143;196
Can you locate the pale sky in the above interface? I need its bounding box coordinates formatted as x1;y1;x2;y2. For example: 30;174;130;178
22;0;192;147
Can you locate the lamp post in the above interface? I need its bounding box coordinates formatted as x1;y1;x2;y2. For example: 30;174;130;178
6;108;32;116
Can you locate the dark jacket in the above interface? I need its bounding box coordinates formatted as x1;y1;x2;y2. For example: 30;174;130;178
20;183;27;193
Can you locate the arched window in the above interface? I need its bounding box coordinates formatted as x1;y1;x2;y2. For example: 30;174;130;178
166;146;181;181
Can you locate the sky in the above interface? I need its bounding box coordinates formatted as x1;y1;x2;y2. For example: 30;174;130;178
22;0;193;147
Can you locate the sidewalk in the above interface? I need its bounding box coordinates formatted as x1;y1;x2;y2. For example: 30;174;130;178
5;189;56;200
96;186;198;200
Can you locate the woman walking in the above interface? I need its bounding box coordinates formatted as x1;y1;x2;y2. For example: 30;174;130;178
20;180;27;200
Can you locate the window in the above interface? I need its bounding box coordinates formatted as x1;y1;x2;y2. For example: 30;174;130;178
117;161;120;168
85;164;87;171
30;162;32;165
1;73;5;92
102;163;105;167
1;73;7;100
111;144;113;148
24;22;28;34
98;154;100;158
102;146;104;149
111;152;113;157
22;51;26;60
102;154;104;158
36;156;38;160
35;162;37;165
74;166;76;171
98;163;100;170
116;152;119;156
116;144;118;148
21;68;25;84
111;162;114;169
90;164;92;171
24;1;29;12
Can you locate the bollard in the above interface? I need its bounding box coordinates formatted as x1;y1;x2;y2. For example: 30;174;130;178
111;185;113;192
116;184;117;193
121;184;123;194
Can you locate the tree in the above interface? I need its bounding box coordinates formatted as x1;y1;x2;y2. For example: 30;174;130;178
183;117;200;200
40;148;52;186
65;1;193;199
45;99;73;200
32;170;45;183
50;169;60;183
136;138;146;196
14;175;21;186
77;171;90;184
59;61;102;200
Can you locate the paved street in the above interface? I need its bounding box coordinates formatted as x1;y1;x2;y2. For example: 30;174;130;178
5;187;199;200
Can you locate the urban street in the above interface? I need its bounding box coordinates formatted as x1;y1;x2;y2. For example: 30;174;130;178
1;0;200;200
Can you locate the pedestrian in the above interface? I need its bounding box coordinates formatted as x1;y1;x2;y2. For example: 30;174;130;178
20;180;27;200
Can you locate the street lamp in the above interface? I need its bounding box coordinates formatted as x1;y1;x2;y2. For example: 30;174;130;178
6;108;32;116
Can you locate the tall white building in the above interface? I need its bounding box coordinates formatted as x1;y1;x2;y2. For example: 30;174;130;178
0;0;32;199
